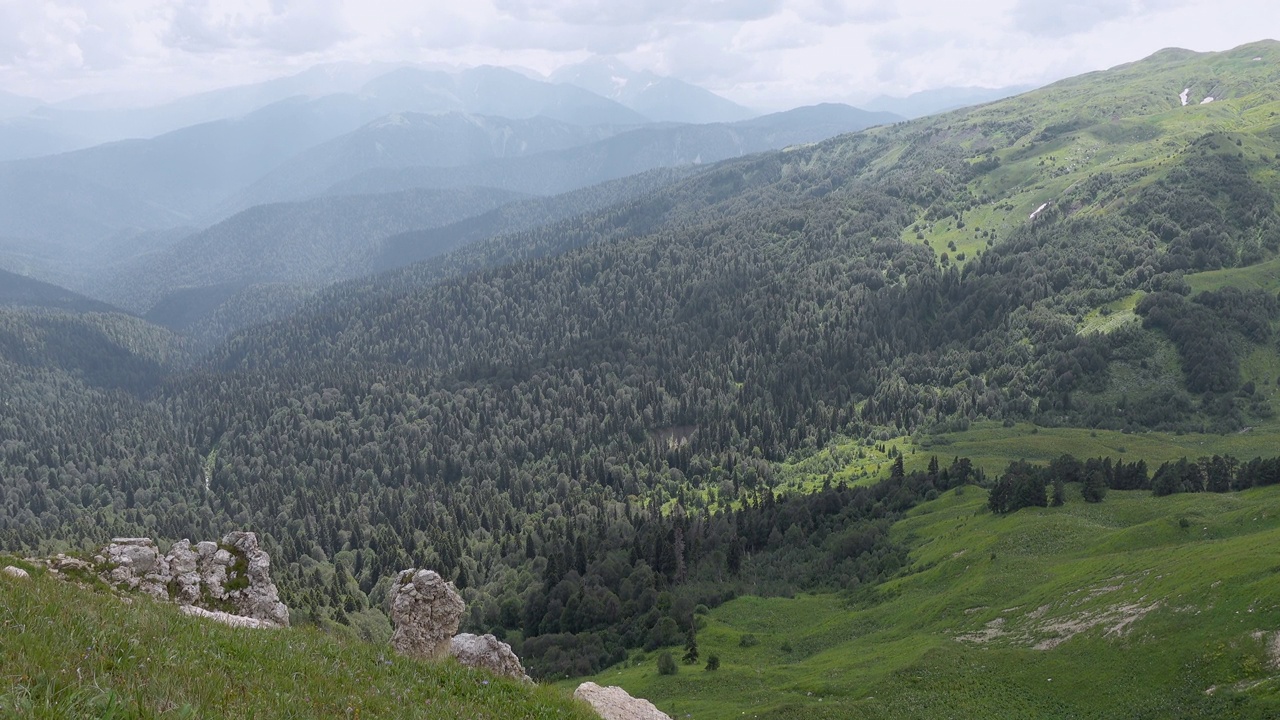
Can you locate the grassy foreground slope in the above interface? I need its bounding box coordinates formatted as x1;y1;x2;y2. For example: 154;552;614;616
0;568;595;720
579;485;1280;719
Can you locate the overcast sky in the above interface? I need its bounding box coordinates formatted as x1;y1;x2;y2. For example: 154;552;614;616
0;0;1276;110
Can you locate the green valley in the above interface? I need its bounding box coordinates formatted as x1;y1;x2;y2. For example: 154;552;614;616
577;484;1280;719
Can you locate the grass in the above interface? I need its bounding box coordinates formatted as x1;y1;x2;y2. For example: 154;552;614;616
885;40;1280;273
572;485;1280;719
909;420;1280;475
0;564;596;720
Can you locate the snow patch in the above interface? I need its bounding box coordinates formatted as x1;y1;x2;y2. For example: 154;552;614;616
1029;202;1049;220
1180;88;1190;106
1200;97;1215;104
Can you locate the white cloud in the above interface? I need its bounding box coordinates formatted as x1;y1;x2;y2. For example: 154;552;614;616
0;0;1274;109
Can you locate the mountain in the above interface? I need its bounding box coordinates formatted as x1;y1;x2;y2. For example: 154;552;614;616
211;112;621;219
323;103;900;199
101;185;529;317
864;84;1037;118
0;90;40;117
0;94;396;248
0;62;418;159
4;38;1280;715
0;62;641;162
0;269;121;313
551;57;755;123
359;65;647;126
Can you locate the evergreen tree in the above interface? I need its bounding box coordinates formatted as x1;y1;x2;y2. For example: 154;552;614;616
682;627;699;664
1082;470;1108;503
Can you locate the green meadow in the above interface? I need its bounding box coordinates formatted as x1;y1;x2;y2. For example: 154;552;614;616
576;485;1280;719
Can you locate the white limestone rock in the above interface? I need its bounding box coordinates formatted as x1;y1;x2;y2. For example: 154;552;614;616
96;531;289;628
102;537;170;599
450;633;532;683
574;682;672;720
2;565;30;580
388;569;465;660
180;605;277;629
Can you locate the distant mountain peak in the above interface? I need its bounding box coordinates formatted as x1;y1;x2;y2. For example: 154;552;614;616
551;58;754;124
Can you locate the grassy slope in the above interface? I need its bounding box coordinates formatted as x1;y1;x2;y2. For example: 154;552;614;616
576;485;1280;719
0;568;596;720
892;40;1280;269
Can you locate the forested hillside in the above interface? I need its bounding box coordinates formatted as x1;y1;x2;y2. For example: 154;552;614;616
4;40;1280;688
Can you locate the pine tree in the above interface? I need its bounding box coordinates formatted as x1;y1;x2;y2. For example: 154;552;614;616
682;627;699;664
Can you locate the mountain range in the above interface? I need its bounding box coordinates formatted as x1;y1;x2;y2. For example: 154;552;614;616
5;40;1280;719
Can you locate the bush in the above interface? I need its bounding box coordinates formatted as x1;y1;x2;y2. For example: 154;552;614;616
739;633;759;648
657;652;678;676
705;654;720;671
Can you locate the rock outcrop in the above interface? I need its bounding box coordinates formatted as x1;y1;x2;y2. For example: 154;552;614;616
97;531;289;627
389;569;465;660
388;568;533;682
1;565;30;580
450;633;532;683
574;683;672;720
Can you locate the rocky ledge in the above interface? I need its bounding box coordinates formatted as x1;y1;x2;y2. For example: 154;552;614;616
29;531;289;629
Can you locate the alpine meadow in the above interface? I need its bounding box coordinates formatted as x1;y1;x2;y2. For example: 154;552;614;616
3;28;1280;720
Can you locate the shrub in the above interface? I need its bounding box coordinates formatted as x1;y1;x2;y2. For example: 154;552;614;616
739;633;759;648
657;652;678;676
705;654;720;671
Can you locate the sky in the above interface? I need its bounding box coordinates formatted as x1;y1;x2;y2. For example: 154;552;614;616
0;0;1276;110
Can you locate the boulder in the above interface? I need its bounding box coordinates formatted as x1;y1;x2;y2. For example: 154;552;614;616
1;565;30;580
574;682;672;720
450;633;532;683
388;569;465;660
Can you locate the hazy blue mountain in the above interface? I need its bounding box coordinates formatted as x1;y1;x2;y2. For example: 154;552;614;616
863;85;1036;118
211;112;623;218
0;114;90;161
326;103;900;199
0;92;430;258
101;186;529;316
551;58;755;123
0;62;642;161
0;269;121;313
0;90;41;120
359;65;648;126
373;166;700;273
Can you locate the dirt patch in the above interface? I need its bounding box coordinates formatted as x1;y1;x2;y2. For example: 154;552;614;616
1033;602;1160;650
1086;585;1124;600
955;599;1160;650
957;617;1007;644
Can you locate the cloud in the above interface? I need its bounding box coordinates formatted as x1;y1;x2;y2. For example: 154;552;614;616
163;0;352;54
492;0;781;26
0;0;1275;110
1010;0;1192;39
